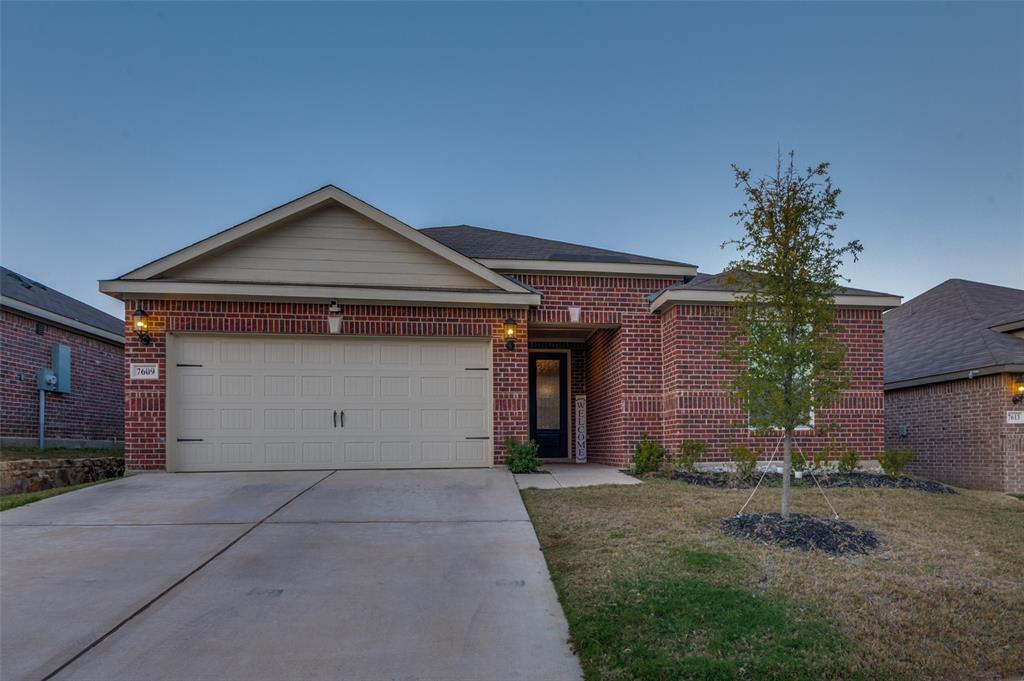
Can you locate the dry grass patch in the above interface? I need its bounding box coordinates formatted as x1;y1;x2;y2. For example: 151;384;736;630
522;480;1024;681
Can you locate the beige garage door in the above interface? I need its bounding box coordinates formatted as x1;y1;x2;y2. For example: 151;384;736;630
168;335;493;471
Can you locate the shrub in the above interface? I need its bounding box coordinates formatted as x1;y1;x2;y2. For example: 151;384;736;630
633;436;666;475
812;445;836;475
791;451;808;473
729;443;758;480
837;447;860;474
504;437;540;473
676;440;708;474
878;448;914;478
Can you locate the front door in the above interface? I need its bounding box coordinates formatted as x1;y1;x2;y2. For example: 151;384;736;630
529;353;568;459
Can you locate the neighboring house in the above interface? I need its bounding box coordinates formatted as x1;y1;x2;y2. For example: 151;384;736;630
99;185;899;472
884;279;1024;493
1;267;124;448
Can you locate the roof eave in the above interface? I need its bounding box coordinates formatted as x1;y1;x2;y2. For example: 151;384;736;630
0;297;124;344
648;289;903;313
885;364;1024;390
99;279;542;309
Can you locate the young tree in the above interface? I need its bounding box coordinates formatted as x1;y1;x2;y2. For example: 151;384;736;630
722;152;863;517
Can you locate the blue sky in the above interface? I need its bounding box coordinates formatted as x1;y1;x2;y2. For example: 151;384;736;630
2;1;1021;318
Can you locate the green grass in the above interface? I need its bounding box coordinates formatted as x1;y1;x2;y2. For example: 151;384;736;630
0;446;123;462
1011;494;1024;501
567;570;849;680
0;479;114;511
523;479;1024;681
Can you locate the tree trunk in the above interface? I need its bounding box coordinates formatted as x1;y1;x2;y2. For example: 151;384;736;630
781;430;793;518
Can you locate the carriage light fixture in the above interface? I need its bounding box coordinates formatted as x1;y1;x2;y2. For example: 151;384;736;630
1013;375;1024;406
503;317;518;351
132;306;151;346
327;301;342;335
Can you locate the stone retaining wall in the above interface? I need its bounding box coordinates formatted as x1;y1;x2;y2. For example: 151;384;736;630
0;457;125;494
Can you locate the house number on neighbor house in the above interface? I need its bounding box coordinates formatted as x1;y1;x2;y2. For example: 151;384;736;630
130;363;159;380
1008;411;1024;424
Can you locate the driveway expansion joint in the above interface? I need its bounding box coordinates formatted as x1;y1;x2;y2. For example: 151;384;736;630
39;470;336;681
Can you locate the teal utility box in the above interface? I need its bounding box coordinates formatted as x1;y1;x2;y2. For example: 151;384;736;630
51;344;70;393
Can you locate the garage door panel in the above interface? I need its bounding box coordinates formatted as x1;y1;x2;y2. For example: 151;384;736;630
170;336;491;471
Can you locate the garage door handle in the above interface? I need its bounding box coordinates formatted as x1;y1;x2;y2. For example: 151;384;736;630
333;410;337;428
340;410;345;427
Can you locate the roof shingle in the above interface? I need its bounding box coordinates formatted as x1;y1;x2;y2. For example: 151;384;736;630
1;267;123;337
420;225;693;267
884;279;1024;386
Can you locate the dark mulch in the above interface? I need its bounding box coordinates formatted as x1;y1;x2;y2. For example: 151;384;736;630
722;512;881;555
674;470;956;494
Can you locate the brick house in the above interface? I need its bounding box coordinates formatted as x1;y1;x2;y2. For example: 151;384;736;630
1;267;124;448
884;279;1024;493
98;185;898;472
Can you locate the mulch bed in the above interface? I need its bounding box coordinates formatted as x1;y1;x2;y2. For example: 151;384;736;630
673;470;956;494
722;512;881;555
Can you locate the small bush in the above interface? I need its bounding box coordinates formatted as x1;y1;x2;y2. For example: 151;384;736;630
729;443;759;480
676;440;708;474
633;436;666;474
791;450;808;473
878;448;914;478
812;446;833;475
837;447;860;474
505;437;540;473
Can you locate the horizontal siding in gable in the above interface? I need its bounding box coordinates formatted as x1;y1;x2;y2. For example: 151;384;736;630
165;205;497;290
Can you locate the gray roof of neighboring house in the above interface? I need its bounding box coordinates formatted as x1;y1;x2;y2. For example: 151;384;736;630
421;225;694;267
0;267;123;337
646;271;897;302
884;278;1024;387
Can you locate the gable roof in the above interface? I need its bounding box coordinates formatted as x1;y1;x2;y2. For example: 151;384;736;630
101;186;541;308
1;267;124;343
884;279;1024;388
646;271;902;312
118;186;528;293
421;225;693;267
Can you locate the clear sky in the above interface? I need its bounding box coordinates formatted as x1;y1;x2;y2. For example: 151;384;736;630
2;1;1021;318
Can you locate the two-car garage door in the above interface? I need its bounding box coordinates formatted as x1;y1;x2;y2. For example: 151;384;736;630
168;335;492;471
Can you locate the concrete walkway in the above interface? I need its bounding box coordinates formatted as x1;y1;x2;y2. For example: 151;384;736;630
515;463;641;489
1;470;582;681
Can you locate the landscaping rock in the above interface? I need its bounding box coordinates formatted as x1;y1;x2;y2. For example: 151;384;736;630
674;470;955;493
722;512;880;555
0;457;124;494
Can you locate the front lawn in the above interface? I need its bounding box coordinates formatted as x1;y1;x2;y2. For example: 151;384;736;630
0;479;114;511
0;446;123;462
522;479;1024;681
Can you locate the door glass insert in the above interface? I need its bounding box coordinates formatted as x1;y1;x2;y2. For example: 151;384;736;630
535;359;561;430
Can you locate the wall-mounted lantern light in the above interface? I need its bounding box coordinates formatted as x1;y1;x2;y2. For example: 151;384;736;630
503;317;518;351
132;306;151;346
1013;374;1024;406
327;301;342;335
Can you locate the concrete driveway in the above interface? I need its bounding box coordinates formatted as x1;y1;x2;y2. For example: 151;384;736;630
1;470;582;681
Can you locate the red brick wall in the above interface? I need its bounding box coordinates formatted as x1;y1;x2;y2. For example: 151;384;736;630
123;300;528;470
1;309;123;444
885;373;1024;492
515;274;678;467
660;304;886;463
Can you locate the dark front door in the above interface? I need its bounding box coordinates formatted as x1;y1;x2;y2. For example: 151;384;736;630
529;353;569;459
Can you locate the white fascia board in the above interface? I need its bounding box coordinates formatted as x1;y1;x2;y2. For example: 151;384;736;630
649;289;902;313
99;279;541;309
1;297;124;344
479;259;697;278
120;186;531;295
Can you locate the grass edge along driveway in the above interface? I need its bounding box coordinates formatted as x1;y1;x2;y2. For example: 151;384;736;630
522;479;1024;681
